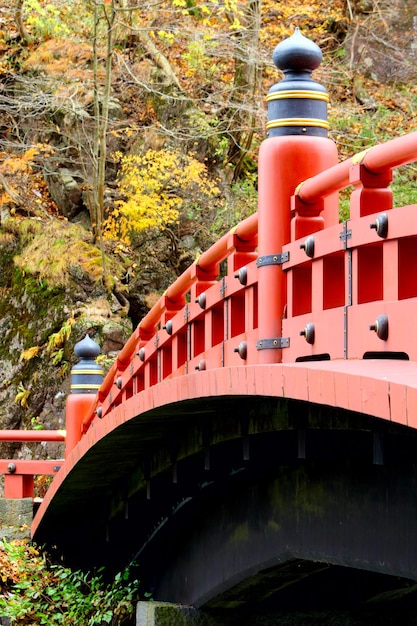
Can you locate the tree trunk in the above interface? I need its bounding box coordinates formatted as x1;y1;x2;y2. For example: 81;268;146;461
14;0;31;42
86;0;117;282
226;0;262;181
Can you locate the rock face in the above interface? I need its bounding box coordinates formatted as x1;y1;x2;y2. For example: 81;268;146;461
0;218;133;468
0;200;194;475
347;0;417;82
44;168;85;220
0;498;32;541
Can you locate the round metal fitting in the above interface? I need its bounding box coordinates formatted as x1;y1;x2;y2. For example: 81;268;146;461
115;376;122;389
195;359;206;371
74;334;101;359
138;348;146;362
370;213;388;238
300;235;315;258
7;462;16;474
96;407;103;419
163;320;173;335
369;314;389;341
71;334;104;395
234;267;247;286
234;341;247;360
267;28;329;138
196;293;206;309
300;322;315;344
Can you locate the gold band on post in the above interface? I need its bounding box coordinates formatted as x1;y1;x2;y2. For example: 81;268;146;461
266;118;330;131
266;90;329;103
70;369;105;376
71;383;102;390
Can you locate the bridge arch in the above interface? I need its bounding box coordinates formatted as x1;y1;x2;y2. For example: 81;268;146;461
33;360;417;606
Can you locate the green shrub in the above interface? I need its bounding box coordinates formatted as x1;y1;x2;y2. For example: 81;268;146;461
0;540;143;625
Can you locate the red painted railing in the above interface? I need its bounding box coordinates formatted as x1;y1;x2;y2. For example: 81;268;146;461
78;131;417;435
284;131;417;362
3;130;417;500
0;431;65;498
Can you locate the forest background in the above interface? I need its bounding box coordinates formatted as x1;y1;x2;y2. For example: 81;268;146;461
0;0;416;470
0;0;416;621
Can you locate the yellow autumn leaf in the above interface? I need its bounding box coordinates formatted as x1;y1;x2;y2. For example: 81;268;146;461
15;384;31;408
19;346;42;362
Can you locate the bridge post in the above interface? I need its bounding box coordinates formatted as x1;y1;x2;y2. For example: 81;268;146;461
65;335;103;456
257;29;339;363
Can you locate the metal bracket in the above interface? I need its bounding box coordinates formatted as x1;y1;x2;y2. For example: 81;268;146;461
347;249;352;307
344;305;348;360
344;249;352;359
256;337;290;350
220;276;227;298
256;252;289;267
339;222;352;249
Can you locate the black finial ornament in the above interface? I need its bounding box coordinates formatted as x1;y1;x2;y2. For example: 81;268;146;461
71;334;104;394
266;28;329;137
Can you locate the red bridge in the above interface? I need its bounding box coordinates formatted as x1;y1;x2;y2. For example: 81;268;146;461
10;29;417;613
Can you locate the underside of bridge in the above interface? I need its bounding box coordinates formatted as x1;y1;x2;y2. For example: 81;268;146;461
33;393;417;615
202;559;417;625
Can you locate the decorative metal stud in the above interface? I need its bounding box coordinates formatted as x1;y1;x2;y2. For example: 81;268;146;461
234;341;247;360
300;322;315;344
234;267;247;285
163;320;173;335
196;293;206;309
370;213;388;239
300;235;315;258
369;314;388;341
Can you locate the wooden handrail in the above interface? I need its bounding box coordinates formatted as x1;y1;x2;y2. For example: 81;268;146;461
296;131;417;206
0;430;66;442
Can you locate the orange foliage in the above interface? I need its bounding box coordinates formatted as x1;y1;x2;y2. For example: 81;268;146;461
0;145;58;215
261;0;347;46
23;39;102;83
